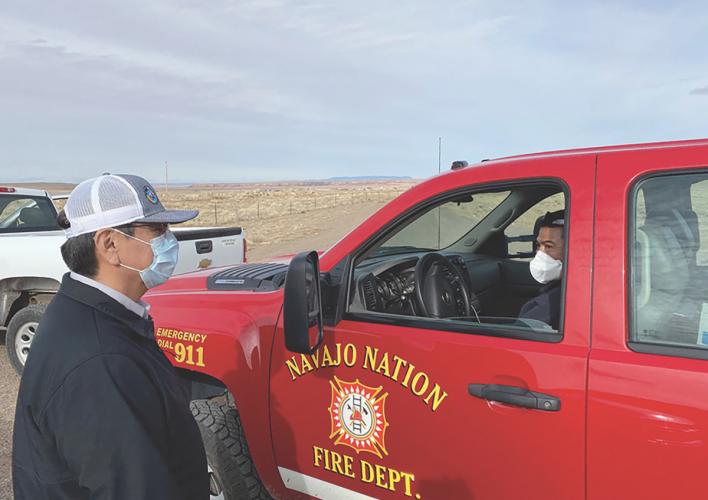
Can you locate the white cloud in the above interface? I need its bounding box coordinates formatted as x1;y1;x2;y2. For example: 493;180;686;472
0;15;240;80
1;1;707;182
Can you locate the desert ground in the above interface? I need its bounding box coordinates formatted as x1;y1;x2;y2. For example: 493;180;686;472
160;180;417;260
0;179;417;499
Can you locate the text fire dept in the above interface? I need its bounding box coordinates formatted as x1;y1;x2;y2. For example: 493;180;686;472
313;445;421;498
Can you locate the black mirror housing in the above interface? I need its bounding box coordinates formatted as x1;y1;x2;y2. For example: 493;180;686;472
283;251;324;354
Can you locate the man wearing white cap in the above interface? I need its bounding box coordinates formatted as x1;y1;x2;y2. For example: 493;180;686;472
12;174;209;499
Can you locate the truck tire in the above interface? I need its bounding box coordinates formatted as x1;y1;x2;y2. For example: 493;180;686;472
191;397;271;500
6;304;46;375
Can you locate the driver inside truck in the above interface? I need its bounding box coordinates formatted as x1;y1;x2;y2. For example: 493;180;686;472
518;210;564;330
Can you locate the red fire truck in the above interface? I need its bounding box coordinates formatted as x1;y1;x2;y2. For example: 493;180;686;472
146;139;708;499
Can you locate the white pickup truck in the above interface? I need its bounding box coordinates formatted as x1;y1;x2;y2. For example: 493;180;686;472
0;186;246;374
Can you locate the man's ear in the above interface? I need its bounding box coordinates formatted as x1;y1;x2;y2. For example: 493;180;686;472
94;229;121;266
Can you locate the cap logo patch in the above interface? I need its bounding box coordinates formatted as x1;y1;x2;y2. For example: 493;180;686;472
144;186;159;204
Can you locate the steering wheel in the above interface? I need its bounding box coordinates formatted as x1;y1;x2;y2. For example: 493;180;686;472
414;253;472;318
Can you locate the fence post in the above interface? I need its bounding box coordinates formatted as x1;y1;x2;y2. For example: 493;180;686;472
257;201;260;219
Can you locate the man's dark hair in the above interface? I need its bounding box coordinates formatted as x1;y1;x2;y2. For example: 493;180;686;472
539;210;565;239
57;210;133;278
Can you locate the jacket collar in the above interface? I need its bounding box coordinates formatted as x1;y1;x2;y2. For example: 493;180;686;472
69;272;150;319
540;280;562;293
58;273;155;340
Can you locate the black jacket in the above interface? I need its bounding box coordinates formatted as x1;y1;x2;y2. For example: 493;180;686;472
13;274;208;500
518;281;562;330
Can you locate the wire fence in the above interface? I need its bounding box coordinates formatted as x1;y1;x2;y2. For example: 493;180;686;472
160;188;412;227
51;185;415;227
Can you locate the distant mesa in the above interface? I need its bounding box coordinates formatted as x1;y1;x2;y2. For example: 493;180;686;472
327;176;413;181
5;176;418;193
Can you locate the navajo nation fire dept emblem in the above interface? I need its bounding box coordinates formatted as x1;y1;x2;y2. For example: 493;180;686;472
328;377;389;458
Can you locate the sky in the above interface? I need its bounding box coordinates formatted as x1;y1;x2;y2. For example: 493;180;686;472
1;1;707;183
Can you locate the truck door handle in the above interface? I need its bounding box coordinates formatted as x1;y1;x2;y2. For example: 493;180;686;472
468;383;560;411
195;240;213;254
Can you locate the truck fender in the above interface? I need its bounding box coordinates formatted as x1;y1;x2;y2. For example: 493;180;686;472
176;367;228;401
0;276;60;325
148;294;283;497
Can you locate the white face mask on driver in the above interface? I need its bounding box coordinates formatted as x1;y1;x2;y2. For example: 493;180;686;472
529;250;562;284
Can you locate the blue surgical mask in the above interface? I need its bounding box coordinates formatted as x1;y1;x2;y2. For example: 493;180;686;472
117;229;180;288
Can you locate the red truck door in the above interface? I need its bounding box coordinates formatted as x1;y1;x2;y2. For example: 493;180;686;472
270;155;595;499
589;143;708;499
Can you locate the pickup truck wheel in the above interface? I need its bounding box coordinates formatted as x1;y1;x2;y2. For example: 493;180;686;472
191;397;271;500
6;304;46;375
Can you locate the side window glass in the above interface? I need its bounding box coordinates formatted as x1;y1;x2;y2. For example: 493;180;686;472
631;173;708;350
349;183;567;338
693;180;708;265
0;197;59;233
505;193;565;259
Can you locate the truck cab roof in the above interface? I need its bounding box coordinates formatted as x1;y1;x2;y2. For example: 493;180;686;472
489;137;708;164
0;186;51;198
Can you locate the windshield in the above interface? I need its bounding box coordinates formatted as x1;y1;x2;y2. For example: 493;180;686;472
0;195;60;233
372;190;511;255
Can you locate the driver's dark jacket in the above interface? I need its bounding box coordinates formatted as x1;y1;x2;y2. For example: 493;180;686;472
12;274;208;500
518;280;561;330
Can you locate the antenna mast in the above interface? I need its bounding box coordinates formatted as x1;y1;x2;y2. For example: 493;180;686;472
437;137;442;248
438;136;442;174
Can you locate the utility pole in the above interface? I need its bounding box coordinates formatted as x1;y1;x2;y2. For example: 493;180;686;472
438;136;442;174
164;161;169;196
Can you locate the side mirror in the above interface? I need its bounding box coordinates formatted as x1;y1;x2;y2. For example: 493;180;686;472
283;251;324;354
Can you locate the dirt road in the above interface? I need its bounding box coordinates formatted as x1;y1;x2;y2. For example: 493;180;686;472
247;200;386;261
0;199;388;500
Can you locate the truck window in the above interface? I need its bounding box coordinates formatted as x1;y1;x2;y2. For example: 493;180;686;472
631;172;708;353
0;196;60;233
349;182;567;338
382;191;510;251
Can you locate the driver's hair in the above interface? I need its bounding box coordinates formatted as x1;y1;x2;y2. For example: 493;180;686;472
538;210;565;239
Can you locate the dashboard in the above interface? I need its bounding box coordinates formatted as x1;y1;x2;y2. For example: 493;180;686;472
355;253;481;317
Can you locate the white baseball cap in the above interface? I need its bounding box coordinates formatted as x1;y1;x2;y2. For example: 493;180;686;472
63;174;198;238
